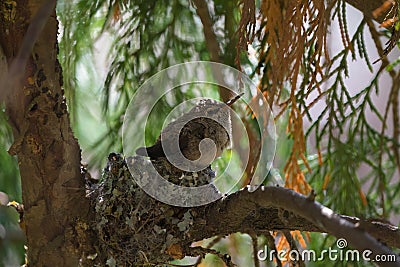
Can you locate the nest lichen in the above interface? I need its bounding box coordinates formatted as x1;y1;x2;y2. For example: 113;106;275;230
89;153;206;266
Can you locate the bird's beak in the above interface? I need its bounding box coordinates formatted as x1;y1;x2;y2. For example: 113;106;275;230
226;92;244;106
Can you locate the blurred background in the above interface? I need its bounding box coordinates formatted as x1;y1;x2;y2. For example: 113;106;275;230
0;0;399;266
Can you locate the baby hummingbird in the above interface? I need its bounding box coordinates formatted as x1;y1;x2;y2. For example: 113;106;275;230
136;93;243;178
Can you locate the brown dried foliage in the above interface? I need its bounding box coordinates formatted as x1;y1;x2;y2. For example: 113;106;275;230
251;0;400;199
236;0;257;68
256;0;330;194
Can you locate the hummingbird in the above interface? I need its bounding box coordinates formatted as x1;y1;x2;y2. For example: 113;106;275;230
136;93;243;182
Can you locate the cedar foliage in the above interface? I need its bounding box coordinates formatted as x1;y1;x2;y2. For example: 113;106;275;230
1;0;393;266
58;0;400;219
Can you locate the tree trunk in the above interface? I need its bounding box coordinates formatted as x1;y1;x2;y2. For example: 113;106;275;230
0;0;90;265
0;0;397;266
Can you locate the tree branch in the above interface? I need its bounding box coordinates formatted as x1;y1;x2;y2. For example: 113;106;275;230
192;0;221;63
93;156;400;266
345;0;388;24
187;186;400;266
192;0;233;102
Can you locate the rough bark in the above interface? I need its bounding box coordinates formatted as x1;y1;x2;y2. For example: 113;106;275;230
0;0;90;265
0;0;398;266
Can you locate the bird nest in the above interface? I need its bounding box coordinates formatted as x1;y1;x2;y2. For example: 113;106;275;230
88;153;209;266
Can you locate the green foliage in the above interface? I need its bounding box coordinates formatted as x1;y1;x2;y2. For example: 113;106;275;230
0;107;21;202
58;0;212;168
56;0;400;266
305;15;398;218
0;108;24;266
0;206;25;267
